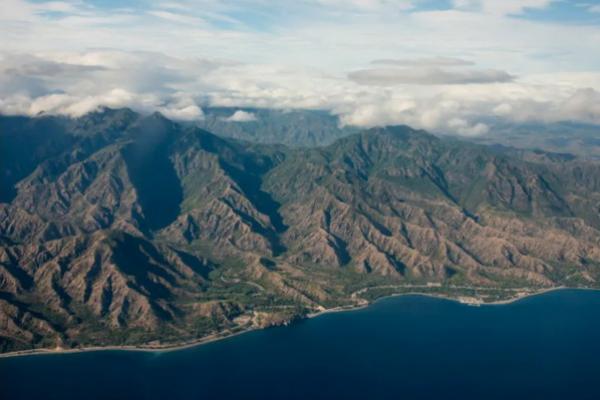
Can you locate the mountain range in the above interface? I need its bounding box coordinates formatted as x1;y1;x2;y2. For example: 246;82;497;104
1;107;600;353
197;107;359;147
199;107;600;158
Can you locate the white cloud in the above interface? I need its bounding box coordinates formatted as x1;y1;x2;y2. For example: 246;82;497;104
0;51;208;120
0;0;77;21
348;66;514;85
147;10;206;25
452;0;553;15
448;118;489;136
224;110;258;122
1;50;600;136
0;1;599;136
312;0;414;11
371;57;475;67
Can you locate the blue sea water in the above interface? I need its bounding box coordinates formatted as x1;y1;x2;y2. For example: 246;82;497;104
1;289;600;400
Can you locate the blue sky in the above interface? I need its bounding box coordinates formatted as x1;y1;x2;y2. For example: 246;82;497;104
57;0;600;31
523;1;600;23
2;0;600;72
1;0;600;134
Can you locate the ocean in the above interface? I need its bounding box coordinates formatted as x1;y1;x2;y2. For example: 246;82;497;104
1;289;600;400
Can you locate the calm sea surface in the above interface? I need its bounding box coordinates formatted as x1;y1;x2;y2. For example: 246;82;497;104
2;289;600;400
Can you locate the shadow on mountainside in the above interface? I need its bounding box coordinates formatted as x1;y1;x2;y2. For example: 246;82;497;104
122;115;183;233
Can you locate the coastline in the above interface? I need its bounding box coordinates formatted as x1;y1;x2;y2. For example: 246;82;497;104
1;286;597;360
385;286;569;307
0;324;262;360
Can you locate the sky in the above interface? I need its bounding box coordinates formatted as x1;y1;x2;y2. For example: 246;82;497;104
1;0;600;135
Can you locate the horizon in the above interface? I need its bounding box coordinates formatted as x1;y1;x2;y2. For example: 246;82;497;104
1;0;600;136
3;4;600;396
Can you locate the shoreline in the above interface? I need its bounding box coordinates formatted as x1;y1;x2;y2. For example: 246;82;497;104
380;286;569;307
1;286;597;360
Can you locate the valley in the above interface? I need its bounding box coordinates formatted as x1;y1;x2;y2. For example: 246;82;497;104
1;108;600;354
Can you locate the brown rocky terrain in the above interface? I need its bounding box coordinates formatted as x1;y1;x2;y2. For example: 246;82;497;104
1;108;599;353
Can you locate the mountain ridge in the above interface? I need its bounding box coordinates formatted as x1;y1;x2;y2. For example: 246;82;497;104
1;108;600;353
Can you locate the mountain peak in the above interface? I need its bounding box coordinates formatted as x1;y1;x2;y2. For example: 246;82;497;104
1;112;600;353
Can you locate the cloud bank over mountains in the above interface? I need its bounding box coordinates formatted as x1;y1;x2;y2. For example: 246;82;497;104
1;0;599;135
225;110;258;122
2;50;599;136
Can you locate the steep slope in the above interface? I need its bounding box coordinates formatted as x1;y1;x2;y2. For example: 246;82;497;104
1;110;600;353
264;127;600;286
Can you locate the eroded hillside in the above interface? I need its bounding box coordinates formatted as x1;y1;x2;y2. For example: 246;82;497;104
1;109;599;352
